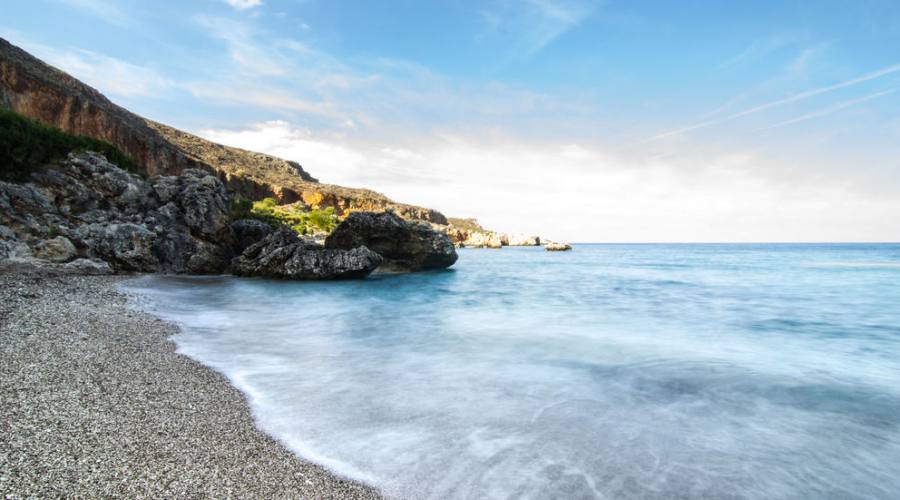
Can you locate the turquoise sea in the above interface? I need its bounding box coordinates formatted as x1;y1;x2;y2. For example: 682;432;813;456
125;244;900;499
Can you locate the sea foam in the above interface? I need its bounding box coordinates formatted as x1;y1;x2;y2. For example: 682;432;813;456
124;244;900;499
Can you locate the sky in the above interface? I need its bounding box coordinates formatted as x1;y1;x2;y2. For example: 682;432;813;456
5;0;900;242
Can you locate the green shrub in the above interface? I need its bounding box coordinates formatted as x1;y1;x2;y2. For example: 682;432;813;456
230;196;253;219
0;107;137;180
248;199;338;235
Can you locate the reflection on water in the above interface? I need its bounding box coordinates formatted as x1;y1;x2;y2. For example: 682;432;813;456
124;244;900;499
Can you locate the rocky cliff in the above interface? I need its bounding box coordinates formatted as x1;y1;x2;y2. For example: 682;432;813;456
0;37;446;224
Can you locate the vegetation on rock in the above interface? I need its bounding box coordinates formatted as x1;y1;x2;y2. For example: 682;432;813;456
0;108;136;180
242;196;339;235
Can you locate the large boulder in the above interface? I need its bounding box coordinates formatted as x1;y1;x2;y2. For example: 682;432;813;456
233;227;382;280
34;236;77;262
64;258;114;275
325;211;458;271
231;218;273;254
72;223;159;271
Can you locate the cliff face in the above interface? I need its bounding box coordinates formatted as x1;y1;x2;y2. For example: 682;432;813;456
0;37;446;225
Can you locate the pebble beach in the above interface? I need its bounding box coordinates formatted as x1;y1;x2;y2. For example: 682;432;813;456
0;266;379;499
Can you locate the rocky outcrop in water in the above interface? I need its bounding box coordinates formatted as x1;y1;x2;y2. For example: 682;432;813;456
440;217;540;248
544;242;572;251
326;211;458;271
233;227;382;280
507;233;541;246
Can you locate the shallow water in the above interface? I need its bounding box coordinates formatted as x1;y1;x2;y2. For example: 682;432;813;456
124;244;900;499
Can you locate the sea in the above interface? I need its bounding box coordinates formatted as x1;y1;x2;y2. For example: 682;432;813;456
123;244;900;499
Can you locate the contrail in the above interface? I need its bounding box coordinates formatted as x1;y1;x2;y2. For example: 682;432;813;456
762;89;896;130
643;62;900;142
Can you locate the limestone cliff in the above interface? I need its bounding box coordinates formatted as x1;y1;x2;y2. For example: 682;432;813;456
440;217;540;248
0;37;446;224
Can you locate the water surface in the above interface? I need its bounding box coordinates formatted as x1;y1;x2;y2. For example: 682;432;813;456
125;244;900;499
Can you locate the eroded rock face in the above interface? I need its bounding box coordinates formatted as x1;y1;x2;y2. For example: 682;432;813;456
34;236;76;263
0;152;237;273
233;227;382;280
507;233;541;246
463;231;504;249
231;219;274;254
325;211;457;271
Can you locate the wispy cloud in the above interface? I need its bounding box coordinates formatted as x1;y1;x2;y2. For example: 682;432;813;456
223;0;263;10
720;33;802;69
644;62;900;142
479;0;601;56
762;89;896;130
56;0;130;26
4;36;172;98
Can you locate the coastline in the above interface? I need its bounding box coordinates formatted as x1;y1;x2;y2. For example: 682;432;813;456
0;267;380;499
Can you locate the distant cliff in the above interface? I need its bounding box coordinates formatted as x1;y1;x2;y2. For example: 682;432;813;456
0;37;446;224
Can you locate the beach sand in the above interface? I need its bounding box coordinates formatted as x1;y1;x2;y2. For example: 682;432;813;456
0;266;380;499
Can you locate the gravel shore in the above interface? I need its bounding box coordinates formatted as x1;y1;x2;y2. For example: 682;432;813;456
0;266;380;499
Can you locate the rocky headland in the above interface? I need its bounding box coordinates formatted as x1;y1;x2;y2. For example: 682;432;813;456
0;36;541;271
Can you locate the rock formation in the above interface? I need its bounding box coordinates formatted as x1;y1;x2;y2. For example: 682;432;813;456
1;150;457;279
439;217;540;248
0;152;236;273
326;211;458;271
232;227;382;280
507;233;541;246
544;242;573;251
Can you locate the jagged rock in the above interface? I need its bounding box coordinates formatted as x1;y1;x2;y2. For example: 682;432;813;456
0;181;53;213
73;223;159;271
508;233;541;246
34;236;77;262
464;231;504;249
0;225;31;261
325;211;458;271
231;219;273;254
545;242;572;251
64;258;113;275
233;227;382;280
0;152;239;274
176;169;232;239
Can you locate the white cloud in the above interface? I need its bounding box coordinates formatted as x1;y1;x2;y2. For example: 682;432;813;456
196;121;900;242
9;40;172;98
223;0;263;10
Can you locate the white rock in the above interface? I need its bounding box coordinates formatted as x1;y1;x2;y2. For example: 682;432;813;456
544;242;572;251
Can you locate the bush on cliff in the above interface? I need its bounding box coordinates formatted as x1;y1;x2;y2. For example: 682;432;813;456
248;197;338;235
0;107;137;180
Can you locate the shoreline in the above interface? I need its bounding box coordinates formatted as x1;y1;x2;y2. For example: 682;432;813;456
0;267;380;498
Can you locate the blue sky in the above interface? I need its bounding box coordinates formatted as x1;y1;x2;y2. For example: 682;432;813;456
5;0;900;241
